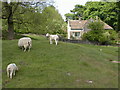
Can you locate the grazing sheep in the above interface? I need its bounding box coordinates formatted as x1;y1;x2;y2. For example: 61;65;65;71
7;63;18;79
46;33;59;45
18;37;32;52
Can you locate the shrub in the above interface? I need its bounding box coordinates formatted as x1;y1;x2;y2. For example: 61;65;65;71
82;30;118;45
87;20;104;31
2;30;8;40
82;20;118;45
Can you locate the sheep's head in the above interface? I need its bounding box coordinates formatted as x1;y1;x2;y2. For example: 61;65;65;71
46;33;50;37
12;63;18;71
46;33;50;39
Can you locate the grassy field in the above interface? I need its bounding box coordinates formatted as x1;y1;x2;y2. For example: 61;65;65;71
2;34;119;88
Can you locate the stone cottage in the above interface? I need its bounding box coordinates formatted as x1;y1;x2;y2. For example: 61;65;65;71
67;19;113;40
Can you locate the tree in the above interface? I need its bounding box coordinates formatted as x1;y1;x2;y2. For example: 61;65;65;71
70;5;86;20
2;2;18;39
64;13;74;21
65;1;119;30
0;1;2;37
87;19;104;31
82;20;118;45
41;6;64;34
117;1;120;31
83;1;119;30
65;5;85;21
2;0;52;39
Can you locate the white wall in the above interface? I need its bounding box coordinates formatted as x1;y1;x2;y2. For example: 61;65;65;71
67;20;71;39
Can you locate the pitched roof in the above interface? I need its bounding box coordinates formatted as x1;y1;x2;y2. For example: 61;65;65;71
69;20;87;29
103;22;113;30
69;20;113;30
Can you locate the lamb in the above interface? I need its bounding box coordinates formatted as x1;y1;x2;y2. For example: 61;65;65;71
46;33;59;45
18;37;32;52
6;63;18;79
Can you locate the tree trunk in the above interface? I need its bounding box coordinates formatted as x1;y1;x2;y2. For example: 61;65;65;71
7;4;14;40
8;17;14;40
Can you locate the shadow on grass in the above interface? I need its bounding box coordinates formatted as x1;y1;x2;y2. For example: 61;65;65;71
2;32;40;40
15;34;41;40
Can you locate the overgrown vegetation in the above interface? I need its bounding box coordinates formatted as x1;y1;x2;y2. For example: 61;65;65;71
2;1;67;40
65;1;119;31
82;20;118;45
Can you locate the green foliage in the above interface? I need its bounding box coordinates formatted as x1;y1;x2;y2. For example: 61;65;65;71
2;30;8;40
87;20;104;31
82;20;118;45
2;1;66;39
40;6;65;34
65;1;119;30
64;13;74;21
2;0;66;38
82;29;118;45
65;5;86;20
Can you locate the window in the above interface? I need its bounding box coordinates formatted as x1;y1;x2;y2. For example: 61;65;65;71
72;32;80;38
75;32;80;37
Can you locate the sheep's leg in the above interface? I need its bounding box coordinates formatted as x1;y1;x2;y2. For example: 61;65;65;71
10;70;13;79
55;40;57;45
28;47;30;52
56;41;58;45
24;45;27;52
27;45;30;52
50;38;52;44
55;39;58;45
28;42;31;52
24;48;26;52
50;41;53;44
22;46;24;51
13;70;15;76
7;69;9;78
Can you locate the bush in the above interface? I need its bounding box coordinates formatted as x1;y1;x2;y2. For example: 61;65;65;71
82;20;118;45
82;30;118;45
87;20;104;31
2;30;8;40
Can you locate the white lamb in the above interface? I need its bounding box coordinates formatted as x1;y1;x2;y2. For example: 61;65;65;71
6;63;18;79
46;33;59;45
18;37;32;52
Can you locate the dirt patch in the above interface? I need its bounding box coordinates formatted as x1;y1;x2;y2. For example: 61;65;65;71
109;60;120;63
2;79;10;88
19;61;28;66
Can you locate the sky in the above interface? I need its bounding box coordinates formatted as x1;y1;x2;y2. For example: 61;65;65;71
54;0;100;20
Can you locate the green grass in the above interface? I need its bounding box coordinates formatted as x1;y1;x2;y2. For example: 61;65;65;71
2;35;118;88
0;40;2;89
